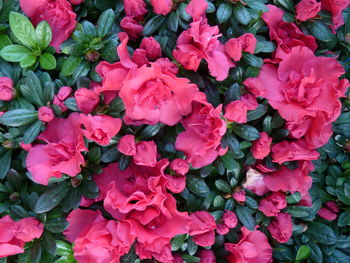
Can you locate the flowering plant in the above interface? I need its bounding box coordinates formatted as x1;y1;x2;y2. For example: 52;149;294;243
0;0;349;262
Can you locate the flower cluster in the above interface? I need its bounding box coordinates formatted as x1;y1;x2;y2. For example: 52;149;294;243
0;0;349;262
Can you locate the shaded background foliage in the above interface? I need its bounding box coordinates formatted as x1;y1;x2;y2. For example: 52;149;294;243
0;0;349;262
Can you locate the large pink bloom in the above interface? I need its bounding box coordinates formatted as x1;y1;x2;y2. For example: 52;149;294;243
175;93;227;168
20;0;77;52
26;113;86;185
262;5;317;61
64;209;135;263
119;62;199;126
173;17;234;81
248;46;348;149
93;161;191;262
0;216;43;258
225;227;272;263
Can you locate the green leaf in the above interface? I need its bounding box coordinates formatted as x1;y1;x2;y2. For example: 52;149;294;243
0;44;31;62
167;12;179;32
215;179;232;193
39;53;56;70
171;234;187;251
143;15;166;36
64;98;80;112
62;56;83;77
45;218;69;233
20;54;36;68
187;175;210;198
338;211;350;227
35;21;52;50
29;239;42;263
245;0;268;12
255;41;276;53
61;188;83;213
97;9;115;37
236;205;255;231
42;232;57;256
139;123;164;139
0;34;12;51
234;4;251;25
9;12;38;48
232;124;260;141
242;53;263;68
286;192;301;204
213;195;225;208
217;2;233;24
56;240;73;256
0;150;11;179
34;183;70;214
187;237;198;256
22;70;45;106
306;222;337;245
275;0;295;11
0;109;38;127
181;255;200;262
23;121;43;144
247;104;268;122
307;21;337;42
296;245;311;261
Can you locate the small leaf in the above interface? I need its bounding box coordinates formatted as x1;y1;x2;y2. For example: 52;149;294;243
20;54;36;68
242;53;263;68
23;120;43;144
34;183;70;214
171;234;187;251
9;12;37;48
35;21;52;50
338;211;350;227
231;124;260;141
0;109;38;127
306;222;337;245
296;245;310;261
45;218;69;233
236;205;255;231
0;45;31;62
39;53;56;70
234;4;251;25
143;15;166;36
217;2;233;24
97;9;115;37
187;175;209;198
0;150;11;179
215;179;232;193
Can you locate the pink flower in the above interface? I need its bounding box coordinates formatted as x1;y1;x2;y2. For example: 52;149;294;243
267;213;292;243
0;216;43;258
38;106;54;122
321;0;350;32
117;135;137;156
57;86;72;100
94;161;191;261
223;211;238;229
243;168;269;196
186;0;208;21
243;78;266;97
170;159;189;175
80;114;122;146
225;227;272;263
175;93;227;168
189;211;217;247
216;223;230;235
0;77;14;101
123;0;147;18
271;139;320;164
264;161;314;195
75;88;100;114
318;201;339;220
225;33;257;61
198;250;216;263
262;5;317;60
120;16;143;40
134;141;158;167
69;0;83;4
173;18;234;81
20;142;32;151
20;0;77;52
119;62;199;126
64;209;135;262
26;113;86;185
252;132;272;160
295;0;321;21
150;0;172;15
117;135;158;167
258;192;287;217
224;94;258;123
249;46;348;149
140;37;162;60
96;33;137;93
233;191;246;203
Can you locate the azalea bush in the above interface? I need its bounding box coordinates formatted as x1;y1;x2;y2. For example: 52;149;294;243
0;0;349;262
